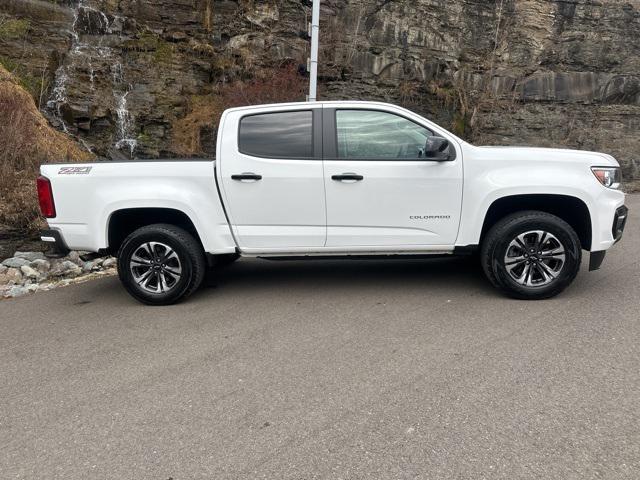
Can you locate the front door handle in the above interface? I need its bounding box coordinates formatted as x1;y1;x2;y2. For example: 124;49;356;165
331;173;364;182
231;173;262;181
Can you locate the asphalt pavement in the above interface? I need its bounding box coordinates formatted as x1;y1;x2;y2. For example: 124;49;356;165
1;195;639;479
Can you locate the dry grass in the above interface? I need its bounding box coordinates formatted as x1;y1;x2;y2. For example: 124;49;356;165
171;65;307;156
171;95;226;157
0;65;93;233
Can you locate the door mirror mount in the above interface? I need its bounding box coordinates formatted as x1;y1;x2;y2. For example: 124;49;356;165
423;136;453;161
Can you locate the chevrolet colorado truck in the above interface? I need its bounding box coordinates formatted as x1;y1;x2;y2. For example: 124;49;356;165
37;101;628;305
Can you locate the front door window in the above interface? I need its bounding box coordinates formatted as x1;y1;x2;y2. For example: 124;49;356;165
335;110;432;160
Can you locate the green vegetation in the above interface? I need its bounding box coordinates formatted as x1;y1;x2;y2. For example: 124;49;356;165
0;57;47;106
211;53;235;75
135;31;159;51
0;17;30;40
154;38;173;64
136;131;160;147
452;112;470;137
136;132;152;143
183;39;215;58
129;31;174;64
428;79;474;139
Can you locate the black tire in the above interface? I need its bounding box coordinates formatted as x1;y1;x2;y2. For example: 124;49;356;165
117;223;206;305
481;211;582;300
212;253;240;268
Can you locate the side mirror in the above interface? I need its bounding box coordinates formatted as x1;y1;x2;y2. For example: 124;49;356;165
423;136;452;161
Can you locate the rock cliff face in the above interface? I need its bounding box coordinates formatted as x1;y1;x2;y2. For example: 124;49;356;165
0;0;638;184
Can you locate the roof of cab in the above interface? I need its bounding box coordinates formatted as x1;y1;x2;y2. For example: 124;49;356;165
222;100;398;115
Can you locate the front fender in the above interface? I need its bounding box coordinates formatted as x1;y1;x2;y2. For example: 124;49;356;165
457;163;604;247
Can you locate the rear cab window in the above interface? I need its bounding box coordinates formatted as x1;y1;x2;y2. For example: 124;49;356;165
238;110;314;159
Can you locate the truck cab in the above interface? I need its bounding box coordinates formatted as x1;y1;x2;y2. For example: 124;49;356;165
218;102;462;253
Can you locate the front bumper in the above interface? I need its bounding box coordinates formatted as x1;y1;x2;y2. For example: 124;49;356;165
612;205;628;242
40;229;70;258
589;204;628;271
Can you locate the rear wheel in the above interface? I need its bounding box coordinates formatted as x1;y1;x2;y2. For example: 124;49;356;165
481;211;582;299
117;224;206;305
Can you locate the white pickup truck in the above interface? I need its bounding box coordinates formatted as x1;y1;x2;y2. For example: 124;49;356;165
37;101;628;305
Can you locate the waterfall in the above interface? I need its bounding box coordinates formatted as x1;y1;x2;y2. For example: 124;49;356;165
111;62;124;85
88;60;95;90
114;90;137;157
47;67;70;133
111;58;137;158
45;0;83;133
79;138;94;154
45;0;137;158
79;5;111;34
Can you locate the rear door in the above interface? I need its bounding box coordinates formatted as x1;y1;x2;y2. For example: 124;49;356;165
322;106;463;247
219;107;325;250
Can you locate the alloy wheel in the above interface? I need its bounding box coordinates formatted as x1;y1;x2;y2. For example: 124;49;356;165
129;242;183;294
503;230;566;287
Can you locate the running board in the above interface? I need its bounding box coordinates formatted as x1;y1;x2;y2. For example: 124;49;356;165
256;252;453;261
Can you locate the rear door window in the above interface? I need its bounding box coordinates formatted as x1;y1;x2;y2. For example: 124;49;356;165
239;110;313;159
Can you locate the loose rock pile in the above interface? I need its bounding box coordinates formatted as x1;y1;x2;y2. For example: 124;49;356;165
0;251;116;299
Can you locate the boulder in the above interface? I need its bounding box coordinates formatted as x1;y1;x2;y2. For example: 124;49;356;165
66;251;85;266
4;285;29;298
50;260;82;278
20;265;39;279
102;257;117;269
2;257;30;269
0;268;23;285
81;257;109;272
30;259;51;273
14;251;46;262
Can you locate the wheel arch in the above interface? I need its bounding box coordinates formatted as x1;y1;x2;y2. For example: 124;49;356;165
480;194;592;250
106;207;204;255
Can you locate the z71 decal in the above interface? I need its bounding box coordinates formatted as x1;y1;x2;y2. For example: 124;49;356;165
58;166;93;175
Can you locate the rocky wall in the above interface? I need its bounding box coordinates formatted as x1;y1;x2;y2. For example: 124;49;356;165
0;0;637;183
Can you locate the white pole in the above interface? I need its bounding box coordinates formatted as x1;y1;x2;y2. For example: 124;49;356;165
308;0;320;102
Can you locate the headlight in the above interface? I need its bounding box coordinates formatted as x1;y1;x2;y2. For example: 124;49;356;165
591;167;621;189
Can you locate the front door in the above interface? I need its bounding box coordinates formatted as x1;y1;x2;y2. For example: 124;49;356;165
219;108;325;250
323;107;463;248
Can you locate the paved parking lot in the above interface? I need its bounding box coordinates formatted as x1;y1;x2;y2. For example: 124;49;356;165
1;195;638;479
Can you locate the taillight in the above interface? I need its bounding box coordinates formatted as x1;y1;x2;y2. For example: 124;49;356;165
37;175;56;218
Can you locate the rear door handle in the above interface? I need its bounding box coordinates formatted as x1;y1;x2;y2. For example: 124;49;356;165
331;173;364;182
231;173;262;181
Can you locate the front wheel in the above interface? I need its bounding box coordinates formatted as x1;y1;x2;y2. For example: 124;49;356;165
117;224;206;305
481;211;582;300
